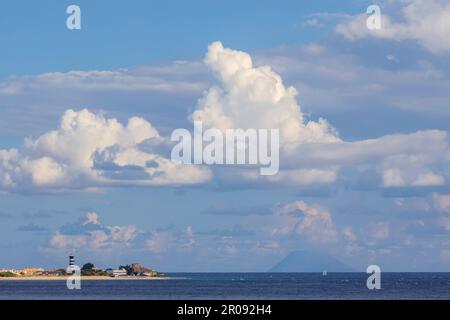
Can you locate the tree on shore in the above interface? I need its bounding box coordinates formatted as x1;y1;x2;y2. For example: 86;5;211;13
81;263;94;271
0;271;16;277
81;262;106;276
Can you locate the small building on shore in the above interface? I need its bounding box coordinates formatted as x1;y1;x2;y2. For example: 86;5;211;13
20;268;45;276
106;268;128;277
45;269;66;276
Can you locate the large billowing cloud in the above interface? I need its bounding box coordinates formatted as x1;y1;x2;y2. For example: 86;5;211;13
191;42;450;189
1;41;450;192
0;109;211;192
189;42;341;186
192;41;340;148
335;0;450;54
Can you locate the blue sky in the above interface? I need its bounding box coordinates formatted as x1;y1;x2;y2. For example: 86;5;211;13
1;0;450;272
0;0;365;77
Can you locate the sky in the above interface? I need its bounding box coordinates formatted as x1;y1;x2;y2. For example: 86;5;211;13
1;0;450;272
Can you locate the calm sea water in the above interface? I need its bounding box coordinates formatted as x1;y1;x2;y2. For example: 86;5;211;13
0;273;449;300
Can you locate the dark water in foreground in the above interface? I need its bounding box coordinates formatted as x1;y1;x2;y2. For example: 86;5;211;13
0;273;449;300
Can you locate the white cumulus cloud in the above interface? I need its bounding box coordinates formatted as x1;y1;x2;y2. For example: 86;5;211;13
335;0;450;53
192;41;340;148
0;109;211;192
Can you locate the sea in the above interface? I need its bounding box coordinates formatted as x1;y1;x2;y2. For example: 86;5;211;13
0;273;449;300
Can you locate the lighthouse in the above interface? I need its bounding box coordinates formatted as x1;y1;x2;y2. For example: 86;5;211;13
69;255;75;267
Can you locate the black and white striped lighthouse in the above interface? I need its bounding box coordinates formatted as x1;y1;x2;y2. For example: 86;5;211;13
69;255;75;267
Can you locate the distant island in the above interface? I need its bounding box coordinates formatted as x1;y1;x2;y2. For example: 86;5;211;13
269;250;354;272
0;256;165;280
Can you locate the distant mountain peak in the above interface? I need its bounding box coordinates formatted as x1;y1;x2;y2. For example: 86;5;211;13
269;250;354;272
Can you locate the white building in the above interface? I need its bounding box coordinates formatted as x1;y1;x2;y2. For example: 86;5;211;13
106;268;127;277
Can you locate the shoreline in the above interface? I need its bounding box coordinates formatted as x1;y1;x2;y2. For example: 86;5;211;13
0;276;168;281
